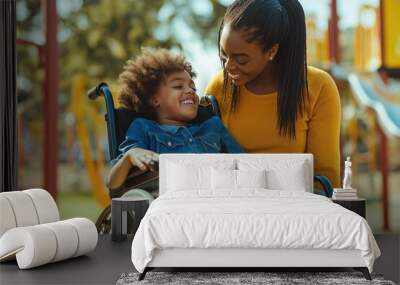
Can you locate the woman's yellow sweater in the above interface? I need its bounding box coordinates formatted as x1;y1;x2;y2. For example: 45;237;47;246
204;66;341;187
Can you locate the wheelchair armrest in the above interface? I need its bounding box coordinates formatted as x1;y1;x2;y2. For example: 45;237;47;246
313;175;334;198
108;168;159;198
124;168;159;189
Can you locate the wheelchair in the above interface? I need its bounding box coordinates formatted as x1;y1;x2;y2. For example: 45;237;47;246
87;82;221;233
88;82;334;234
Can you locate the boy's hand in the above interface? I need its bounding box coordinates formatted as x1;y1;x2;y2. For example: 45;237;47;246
126;148;159;172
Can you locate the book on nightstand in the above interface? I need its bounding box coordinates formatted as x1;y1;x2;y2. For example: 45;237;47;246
332;188;359;200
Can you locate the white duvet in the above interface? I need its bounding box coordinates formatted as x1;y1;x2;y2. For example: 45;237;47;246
131;190;380;273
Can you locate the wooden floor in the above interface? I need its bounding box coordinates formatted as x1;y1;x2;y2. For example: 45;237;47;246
0;234;399;285
0;235;133;285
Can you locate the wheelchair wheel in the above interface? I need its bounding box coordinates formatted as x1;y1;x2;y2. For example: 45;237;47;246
95;189;154;234
122;188;155;202
95;205;111;234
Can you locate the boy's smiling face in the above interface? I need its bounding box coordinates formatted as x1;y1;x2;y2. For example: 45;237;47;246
151;70;199;125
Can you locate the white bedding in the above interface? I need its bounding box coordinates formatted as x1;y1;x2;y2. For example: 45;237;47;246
131;190;380;273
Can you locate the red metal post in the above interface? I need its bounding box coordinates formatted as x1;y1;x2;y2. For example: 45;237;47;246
329;0;341;64
378;126;390;230
43;0;59;200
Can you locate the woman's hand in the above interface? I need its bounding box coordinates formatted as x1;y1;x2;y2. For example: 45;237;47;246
127;148;159;172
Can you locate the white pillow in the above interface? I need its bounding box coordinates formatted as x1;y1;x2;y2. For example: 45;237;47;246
167;160;235;192
266;163;307;191
238;159;309;191
211;168;236;190
237;169;267;189
211;169;267;190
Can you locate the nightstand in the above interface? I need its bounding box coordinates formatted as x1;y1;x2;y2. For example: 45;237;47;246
111;197;150;242
331;198;366;218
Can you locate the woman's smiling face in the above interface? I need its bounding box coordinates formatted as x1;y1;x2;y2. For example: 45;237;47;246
151;70;199;125
219;25;272;86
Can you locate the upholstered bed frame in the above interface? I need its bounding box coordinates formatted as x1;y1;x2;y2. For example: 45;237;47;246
138;154;372;280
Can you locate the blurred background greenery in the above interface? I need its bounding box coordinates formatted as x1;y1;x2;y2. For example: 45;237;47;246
16;0;400;233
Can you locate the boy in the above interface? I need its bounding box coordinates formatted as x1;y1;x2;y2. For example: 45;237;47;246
107;48;244;190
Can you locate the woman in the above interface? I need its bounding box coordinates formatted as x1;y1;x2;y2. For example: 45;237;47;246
205;0;341;187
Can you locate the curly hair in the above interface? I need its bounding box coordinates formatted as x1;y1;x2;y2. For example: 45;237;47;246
118;48;196;120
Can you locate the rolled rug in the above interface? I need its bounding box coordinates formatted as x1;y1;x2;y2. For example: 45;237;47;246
23;188;60;224
0;196;17;237
0;191;40;228
0;218;98;269
0;189;59;238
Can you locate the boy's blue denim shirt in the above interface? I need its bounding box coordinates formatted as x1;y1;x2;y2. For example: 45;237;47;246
114;116;244;163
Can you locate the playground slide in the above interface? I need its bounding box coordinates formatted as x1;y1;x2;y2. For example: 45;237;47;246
348;73;400;138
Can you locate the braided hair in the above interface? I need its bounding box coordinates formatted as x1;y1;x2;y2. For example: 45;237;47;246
218;0;308;138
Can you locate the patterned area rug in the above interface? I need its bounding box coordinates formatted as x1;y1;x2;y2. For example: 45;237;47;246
116;271;396;285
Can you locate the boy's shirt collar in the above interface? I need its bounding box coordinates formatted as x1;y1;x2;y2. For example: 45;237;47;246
158;123;194;134
137;117;195;134
159;124;181;134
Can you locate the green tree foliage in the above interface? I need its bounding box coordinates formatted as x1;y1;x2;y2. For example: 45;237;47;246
59;0;177;86
17;0;228;104
59;0;228;86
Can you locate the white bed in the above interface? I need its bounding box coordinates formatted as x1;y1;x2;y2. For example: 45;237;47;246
131;154;380;280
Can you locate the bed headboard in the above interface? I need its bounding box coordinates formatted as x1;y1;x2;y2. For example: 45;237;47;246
159;154;314;195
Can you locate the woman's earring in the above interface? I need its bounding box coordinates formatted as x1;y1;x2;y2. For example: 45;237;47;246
269;56;274;61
